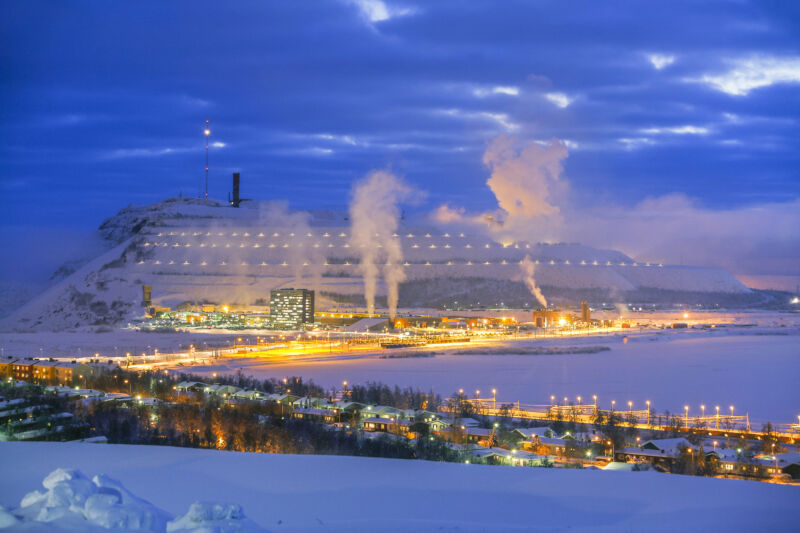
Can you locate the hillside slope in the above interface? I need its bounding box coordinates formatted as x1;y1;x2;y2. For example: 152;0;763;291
0;197;755;331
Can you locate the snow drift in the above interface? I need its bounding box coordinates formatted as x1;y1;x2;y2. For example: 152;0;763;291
4;467;268;532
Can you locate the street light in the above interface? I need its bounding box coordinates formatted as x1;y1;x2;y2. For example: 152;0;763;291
715;405;720;429
646;400;651;425
611;400;615;412
628;401;633;413
684;405;689;429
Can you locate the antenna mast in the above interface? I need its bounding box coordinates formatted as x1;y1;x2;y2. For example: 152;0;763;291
204;120;210;198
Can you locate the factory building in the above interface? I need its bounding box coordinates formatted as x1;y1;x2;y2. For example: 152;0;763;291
532;309;578;328
270;289;315;329
581;300;590;323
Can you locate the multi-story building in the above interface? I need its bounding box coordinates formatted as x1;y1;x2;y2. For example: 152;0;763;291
32;361;59;383
270;288;314;329
11;359;35;381
0;357;18;378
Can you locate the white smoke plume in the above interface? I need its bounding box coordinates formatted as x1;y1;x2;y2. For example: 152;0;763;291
520;255;547;308
484;135;566;220
258;201;325;293
349;170;413;317
433;134;568;244
432;135;568;303
433;135;800;290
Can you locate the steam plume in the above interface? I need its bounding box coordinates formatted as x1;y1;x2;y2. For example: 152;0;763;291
520;255;547;307
258;201;324;292
433;135;568;244
349;170;412;317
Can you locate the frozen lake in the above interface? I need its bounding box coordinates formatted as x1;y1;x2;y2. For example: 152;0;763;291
189;330;800;425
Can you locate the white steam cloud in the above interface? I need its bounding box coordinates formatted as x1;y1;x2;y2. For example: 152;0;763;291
349;170;413;317
258;201;325;293
435;134;568;244
519;255;547;308
433;135;800;290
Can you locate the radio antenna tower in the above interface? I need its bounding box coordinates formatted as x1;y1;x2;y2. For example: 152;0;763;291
203;120;210;198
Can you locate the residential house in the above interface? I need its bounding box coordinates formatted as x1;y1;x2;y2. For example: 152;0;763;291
292;407;336;424
362;417;413;435
614;446;676;468
470;447;548;467
175;381;208;393
754;452;800;480
531;436;569;457
641;438;695;456
512;426;555;441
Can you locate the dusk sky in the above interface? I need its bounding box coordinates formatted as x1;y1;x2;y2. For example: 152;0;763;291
2;1;799;286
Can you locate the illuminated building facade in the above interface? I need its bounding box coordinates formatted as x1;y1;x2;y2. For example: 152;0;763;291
270;288;315;329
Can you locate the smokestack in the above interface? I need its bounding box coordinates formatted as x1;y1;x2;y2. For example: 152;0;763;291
231;172;240;207
142;285;152;308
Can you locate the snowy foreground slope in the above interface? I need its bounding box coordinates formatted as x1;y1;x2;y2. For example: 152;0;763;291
1;442;797;532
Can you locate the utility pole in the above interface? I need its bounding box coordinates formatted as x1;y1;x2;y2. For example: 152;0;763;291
204;120;210;198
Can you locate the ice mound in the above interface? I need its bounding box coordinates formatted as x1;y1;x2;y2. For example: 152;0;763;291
12;467;170;530
3;468;268;532
167;501;268;532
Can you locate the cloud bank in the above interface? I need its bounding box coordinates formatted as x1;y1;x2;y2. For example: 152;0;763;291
434;136;800;288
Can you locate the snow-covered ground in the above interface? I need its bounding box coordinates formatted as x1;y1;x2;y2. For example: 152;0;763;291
1;441;797;532
184;330;800;425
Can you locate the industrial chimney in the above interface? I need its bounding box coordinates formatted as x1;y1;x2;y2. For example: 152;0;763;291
230;172;241;207
142;285;152;308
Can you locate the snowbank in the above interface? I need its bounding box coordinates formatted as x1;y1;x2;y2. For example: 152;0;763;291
3;466;268;532
168;502;265;533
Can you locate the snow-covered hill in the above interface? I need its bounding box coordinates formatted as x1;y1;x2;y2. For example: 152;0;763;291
0;197;755;331
0;441;796;532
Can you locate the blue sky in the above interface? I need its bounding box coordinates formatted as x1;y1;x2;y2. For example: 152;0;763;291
1;1;799;285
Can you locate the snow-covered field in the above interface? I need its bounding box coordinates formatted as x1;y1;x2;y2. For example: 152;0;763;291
1;441;797;532
185;330;800;425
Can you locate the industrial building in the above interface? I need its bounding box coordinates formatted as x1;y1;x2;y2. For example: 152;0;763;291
270;289;315;329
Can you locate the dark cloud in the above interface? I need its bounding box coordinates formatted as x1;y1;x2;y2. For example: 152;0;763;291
1;0;798;283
